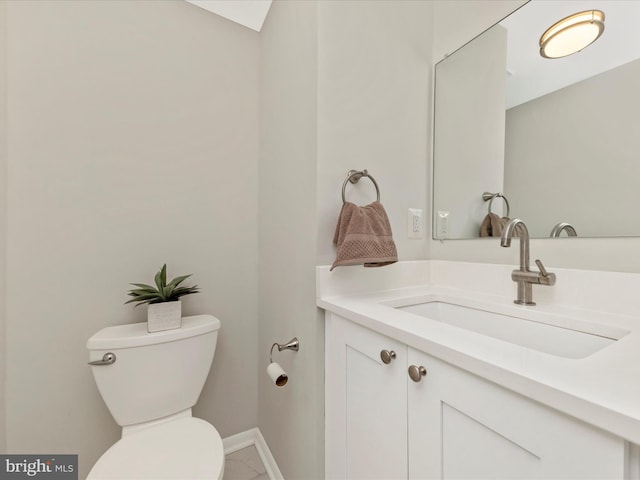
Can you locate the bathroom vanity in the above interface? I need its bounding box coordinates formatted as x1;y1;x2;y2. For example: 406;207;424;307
318;261;640;479
318;1;640;476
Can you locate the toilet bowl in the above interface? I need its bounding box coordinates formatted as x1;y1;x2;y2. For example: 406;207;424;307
87;417;224;479
86;315;224;479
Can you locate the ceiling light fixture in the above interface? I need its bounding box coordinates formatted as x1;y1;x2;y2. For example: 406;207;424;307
539;10;605;59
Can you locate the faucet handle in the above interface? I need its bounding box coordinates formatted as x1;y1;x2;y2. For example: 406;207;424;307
535;259;549;276
534;259;556;286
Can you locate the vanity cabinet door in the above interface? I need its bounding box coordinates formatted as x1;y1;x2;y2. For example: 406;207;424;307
408;348;625;479
325;314;408;479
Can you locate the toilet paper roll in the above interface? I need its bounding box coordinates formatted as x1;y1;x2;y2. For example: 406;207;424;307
267;362;288;387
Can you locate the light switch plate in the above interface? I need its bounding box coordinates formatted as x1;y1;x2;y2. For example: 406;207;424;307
408;208;423;239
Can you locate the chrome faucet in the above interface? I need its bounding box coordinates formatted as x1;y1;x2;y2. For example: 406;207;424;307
500;218;556;305
550;222;577;237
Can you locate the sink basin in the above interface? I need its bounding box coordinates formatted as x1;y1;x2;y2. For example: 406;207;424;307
397;301;622;359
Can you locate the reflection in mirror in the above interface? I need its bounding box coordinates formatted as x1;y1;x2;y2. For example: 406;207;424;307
433;0;640;240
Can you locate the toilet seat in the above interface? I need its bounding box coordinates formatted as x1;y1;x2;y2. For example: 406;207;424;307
87;417;224;479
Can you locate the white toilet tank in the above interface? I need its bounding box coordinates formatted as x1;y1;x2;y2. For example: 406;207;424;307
87;314;220;427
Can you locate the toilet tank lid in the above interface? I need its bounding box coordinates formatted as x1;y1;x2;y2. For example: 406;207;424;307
87;314;221;350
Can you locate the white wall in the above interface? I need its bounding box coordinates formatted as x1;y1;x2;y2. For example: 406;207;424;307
432;0;524;63
5;1;258;477
258;2;323;478
316;0;431;266
258;1;432;476
0;0;6;454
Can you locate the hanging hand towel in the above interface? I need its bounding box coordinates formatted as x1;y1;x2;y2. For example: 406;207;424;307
479;213;513;237
331;201;398;271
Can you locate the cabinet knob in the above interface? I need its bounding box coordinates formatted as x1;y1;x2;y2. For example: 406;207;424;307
408;365;427;382
380;350;397;364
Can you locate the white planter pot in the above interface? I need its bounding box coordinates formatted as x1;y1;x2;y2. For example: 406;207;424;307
147;301;182;333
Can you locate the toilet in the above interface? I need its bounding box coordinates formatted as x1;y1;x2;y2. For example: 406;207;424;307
86;314;224;479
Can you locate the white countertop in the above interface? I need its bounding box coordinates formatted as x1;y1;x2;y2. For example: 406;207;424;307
318;282;640;445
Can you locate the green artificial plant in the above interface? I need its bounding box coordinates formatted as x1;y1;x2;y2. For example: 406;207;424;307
126;264;199;306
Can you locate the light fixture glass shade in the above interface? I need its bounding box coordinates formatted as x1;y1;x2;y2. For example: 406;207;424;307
540;10;605;59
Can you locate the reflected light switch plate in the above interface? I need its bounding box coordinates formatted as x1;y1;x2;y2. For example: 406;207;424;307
437;211;450;239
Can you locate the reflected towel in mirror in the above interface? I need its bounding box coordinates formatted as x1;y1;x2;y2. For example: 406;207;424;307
479;213;514;237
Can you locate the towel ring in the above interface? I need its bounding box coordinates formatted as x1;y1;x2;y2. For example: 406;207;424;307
482;191;510;217
341;169;381;203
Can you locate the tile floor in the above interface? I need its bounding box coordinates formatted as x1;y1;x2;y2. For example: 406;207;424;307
224;445;269;480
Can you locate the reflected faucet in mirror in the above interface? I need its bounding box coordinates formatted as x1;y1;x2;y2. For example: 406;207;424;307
550;222;577;237
500;218;556;305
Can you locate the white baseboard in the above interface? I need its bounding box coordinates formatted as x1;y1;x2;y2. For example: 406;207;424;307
223;427;284;480
222;428;257;454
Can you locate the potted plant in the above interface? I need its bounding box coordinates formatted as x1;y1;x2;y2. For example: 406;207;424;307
126;264;199;333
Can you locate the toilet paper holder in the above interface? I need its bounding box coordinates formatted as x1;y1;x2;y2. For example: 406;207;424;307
269;337;300;363
267;337;299;387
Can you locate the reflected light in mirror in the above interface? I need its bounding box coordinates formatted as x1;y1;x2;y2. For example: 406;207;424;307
540;10;605;59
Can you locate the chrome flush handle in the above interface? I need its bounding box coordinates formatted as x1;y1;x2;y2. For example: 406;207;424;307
88;352;116;366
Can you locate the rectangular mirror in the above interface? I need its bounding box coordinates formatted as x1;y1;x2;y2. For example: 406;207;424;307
433;0;640;240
